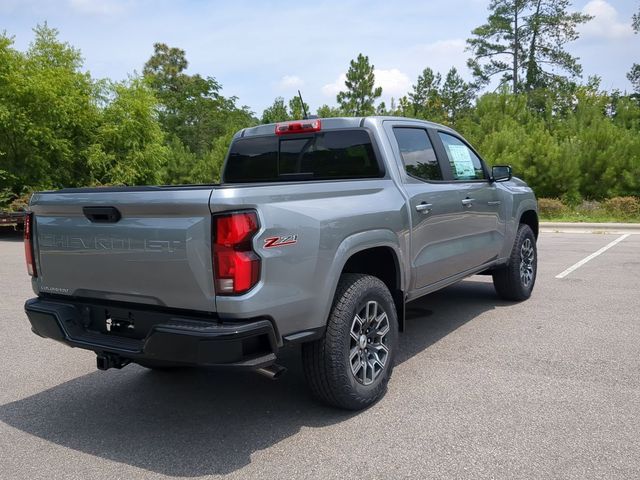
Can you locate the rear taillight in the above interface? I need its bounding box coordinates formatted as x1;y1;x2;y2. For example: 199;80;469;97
275;119;321;135
24;212;37;277
213;211;260;295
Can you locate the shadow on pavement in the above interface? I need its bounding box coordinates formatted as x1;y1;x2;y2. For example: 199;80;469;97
0;280;504;476
0;227;23;242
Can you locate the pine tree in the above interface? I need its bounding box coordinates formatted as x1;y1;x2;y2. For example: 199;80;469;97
628;5;640;94
316;104;342;117
261;97;290;124
288;96;309;119
336;54;382;116
440;68;476;124
467;0;591;93
408;68;443;119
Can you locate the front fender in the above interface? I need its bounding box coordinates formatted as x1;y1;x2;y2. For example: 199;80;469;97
501;196;538;259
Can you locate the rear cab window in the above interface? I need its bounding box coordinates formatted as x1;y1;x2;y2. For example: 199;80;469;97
223;129;383;183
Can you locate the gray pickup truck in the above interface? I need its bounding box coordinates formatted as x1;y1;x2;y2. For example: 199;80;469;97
23;116;538;410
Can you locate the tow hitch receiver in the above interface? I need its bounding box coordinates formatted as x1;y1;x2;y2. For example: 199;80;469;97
96;353;130;371
105;314;134;333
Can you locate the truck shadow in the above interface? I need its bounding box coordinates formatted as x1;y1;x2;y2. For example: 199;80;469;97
0;228;23;242
0;279;507;477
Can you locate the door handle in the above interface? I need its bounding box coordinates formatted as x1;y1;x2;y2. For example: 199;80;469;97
487;201;502;206
461;198;475;207
83;206;121;223
415;202;433;214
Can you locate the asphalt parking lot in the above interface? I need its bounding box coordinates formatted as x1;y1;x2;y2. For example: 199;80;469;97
1;228;638;479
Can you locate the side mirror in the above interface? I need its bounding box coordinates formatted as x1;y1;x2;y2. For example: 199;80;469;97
491;165;512;182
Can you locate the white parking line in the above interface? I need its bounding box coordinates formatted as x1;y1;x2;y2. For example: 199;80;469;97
555;233;631;279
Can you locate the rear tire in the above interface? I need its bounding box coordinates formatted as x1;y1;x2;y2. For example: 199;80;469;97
302;274;398;410
492;223;537;301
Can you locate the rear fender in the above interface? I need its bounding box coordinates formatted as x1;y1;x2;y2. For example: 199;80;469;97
321;229;405;331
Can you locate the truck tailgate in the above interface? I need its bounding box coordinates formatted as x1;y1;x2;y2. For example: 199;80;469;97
29;188;216;312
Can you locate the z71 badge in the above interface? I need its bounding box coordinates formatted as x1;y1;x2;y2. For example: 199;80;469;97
263;234;298;248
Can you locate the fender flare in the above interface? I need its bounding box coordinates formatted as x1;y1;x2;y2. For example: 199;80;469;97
501;198;538;260
320;229;406;331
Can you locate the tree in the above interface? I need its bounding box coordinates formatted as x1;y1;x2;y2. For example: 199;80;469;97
467;0;592;93
628;5;640;94
398;96;414;117
0;24;99;199
260;95;312;121
143;43;252;156
336;54;382;115
408;68;443;119
144;43;218;155
524;0;592;90
375;101;388;115
456;86;640;200
0;26;178;199
143;43;254;184
467;0;528;92
3;22;638;208
440;68;476;124
87;79;168;185
316;104;342;117
627;65;640;94
261;97;289;123
288;96;309;119
162;136;200;185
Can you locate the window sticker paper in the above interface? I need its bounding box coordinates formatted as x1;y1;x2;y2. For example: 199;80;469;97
447;144;476;178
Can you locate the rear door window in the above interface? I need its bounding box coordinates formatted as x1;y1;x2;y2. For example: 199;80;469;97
393;128;443;181
224;130;382;183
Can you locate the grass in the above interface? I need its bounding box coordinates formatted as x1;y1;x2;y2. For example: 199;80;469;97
540;213;640;223
538;197;640;224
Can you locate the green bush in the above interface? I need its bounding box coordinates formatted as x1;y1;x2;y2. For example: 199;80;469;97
537;198;567;217
561;191;582;207
457;89;640;202
8;193;30;211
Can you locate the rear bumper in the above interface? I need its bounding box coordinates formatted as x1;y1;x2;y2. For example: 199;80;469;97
24;297;279;368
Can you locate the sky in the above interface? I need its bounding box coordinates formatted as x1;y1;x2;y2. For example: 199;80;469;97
2;0;639;115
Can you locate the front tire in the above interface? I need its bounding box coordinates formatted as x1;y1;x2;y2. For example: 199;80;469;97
492;223;537;301
302;274;398;410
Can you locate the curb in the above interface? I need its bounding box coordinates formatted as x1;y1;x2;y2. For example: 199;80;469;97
540;222;640;234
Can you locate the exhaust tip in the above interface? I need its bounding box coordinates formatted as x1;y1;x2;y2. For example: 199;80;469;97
256;364;287;380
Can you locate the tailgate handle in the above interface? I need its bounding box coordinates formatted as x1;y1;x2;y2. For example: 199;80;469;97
83;206;121;223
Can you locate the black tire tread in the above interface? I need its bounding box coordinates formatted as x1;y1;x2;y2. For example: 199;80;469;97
302;273;397;410
492;223;536;301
